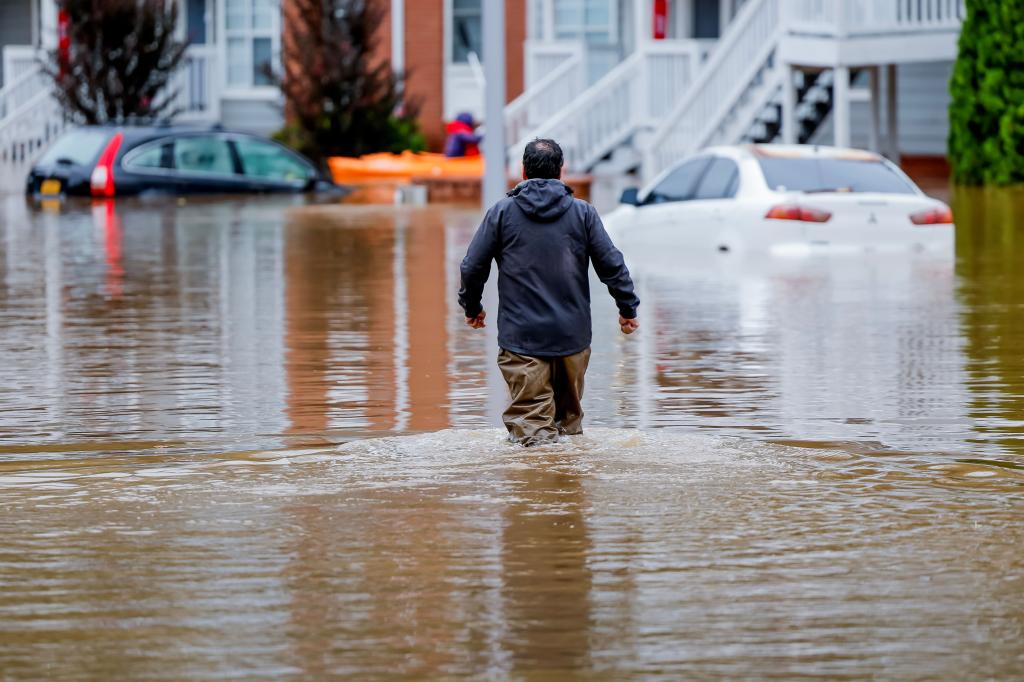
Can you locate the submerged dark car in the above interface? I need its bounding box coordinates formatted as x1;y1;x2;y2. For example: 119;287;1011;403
26;125;339;198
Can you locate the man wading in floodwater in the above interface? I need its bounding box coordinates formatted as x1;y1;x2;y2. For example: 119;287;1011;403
458;139;640;446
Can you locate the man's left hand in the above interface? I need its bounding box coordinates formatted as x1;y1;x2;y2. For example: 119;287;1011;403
619;316;639;334
466;310;487;329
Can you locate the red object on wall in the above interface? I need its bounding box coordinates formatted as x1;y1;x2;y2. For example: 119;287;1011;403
653;0;668;40
58;9;70;77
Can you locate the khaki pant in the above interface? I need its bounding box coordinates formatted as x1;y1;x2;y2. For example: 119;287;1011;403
497;348;591;446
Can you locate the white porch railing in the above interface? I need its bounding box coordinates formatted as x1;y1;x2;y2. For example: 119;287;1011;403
504;52;585;148
0;60;48;120
644;0;782;180
0;85;68;193
1;45;38;91
787;0;966;35
524;41;584;90
510;41;703;174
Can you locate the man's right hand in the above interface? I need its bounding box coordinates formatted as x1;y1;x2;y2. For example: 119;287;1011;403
619;316;639;334
466;310;487;329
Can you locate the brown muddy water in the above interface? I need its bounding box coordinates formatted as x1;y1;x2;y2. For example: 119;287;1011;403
0;190;1022;680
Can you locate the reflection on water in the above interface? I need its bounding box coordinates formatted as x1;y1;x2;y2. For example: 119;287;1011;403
1;192;1022;679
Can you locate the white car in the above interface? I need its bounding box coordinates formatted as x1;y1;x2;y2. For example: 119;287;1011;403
604;144;954;257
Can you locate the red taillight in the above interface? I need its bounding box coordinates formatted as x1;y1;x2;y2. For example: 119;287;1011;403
90;132;124;197
909;206;954;225
765;204;832;223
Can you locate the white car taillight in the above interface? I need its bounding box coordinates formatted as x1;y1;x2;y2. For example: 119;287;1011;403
909;206;954;225
764;204;832;223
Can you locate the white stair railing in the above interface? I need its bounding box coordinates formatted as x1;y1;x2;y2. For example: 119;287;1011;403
0;62;48;119
504;52;585;149
0;61;68;193
509;41;702;174
0;88;68;193
643;0;782;181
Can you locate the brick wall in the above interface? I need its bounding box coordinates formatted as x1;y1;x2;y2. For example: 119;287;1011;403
506;0;526;102
403;0;447;149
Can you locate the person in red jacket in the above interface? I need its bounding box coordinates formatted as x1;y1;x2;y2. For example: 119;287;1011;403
444;112;482;158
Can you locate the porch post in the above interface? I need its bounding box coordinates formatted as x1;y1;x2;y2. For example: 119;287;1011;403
483;0;507;207
781;63;797;144
39;0;57;49
885;63;900;163
833;65;850;148
867;66;881;153
634;0;650;50
391;0;404;76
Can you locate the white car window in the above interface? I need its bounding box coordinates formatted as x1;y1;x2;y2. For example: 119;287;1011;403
646;157;711;204
693;157;739;200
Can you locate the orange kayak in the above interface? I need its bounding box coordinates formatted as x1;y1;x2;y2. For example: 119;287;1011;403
328;151;484;185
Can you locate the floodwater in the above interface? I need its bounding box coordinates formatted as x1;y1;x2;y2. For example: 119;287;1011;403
1;190;1022;680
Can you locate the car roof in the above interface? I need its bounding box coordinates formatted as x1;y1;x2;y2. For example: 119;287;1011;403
74;124;263;143
737;144;884;162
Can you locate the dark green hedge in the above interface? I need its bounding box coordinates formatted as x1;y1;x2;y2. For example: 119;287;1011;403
949;0;1024;185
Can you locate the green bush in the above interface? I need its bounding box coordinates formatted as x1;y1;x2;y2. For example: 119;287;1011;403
273;115;426;165
949;0;1024;185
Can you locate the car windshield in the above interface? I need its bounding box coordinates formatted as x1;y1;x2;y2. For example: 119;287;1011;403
38;129;111;166
757;157;917;194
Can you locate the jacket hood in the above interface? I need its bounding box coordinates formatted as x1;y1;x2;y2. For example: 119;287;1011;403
508;179;575;222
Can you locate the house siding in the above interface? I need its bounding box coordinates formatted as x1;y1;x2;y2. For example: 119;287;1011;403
811;61;954;156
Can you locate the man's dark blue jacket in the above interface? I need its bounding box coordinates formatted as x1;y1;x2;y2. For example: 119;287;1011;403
458;178;640;357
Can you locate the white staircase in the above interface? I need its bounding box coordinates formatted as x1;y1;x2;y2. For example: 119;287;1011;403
504;41;705;175
643;0;784;181
642;0;966;182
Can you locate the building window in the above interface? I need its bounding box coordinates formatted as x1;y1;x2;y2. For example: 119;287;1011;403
225;0;279;87
452;0;482;63
553;0;615;43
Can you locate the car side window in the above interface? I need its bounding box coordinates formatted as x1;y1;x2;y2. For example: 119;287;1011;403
645;157;711;204
123;141;173;170
173;136;236;175
693;157;739;200
233;137;313;182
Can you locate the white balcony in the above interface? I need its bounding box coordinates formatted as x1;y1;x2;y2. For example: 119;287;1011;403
781;0;965;66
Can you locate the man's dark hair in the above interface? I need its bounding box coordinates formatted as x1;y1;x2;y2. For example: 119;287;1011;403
523;138;564;179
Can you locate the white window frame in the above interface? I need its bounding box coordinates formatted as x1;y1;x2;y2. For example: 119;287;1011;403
450;0;482;64
217;0;281;95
